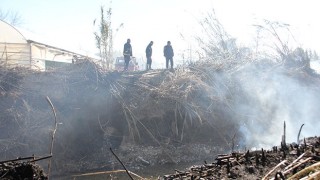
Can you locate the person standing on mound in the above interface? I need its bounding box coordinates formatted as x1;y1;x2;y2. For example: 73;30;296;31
145;41;153;70
123;38;132;71
164;41;174;69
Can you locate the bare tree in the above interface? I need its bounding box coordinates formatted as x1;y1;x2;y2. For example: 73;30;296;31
196;9;242;62
94;6;113;70
0;9;23;26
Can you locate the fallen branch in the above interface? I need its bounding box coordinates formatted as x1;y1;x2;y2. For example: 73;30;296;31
110;147;134;180
29;155;52;163
283;152;305;171
262;160;287;180
72;169;143;179
0;156;35;164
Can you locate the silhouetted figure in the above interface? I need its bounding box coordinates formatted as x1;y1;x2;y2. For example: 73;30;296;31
164;41;174;69
123;38;132;71
145;41;153;70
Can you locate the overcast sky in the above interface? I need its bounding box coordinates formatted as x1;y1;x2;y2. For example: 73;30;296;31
2;0;320;68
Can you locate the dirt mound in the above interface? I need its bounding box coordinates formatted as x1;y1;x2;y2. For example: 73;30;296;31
1;59;320;178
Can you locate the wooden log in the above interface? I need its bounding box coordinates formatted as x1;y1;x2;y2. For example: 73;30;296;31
299;170;320;180
262;160;287;180
288;161;320;180
283;152;305;171
283;157;312;176
216;155;233;160
72;169;143;179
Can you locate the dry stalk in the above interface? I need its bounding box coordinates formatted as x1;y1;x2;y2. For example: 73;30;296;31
97;114;113;136
29;155;52;162
109;83;140;140
231;133;236;152
297;124;305;144
110;76;177;162
46;96;58;180
135;117;176;163
173;103;179;137
123;104;141;140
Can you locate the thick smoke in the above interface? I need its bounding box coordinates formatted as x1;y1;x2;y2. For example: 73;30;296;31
230;63;320;148
195;10;319;148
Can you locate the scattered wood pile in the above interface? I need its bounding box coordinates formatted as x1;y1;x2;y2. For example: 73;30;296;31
162;136;320;179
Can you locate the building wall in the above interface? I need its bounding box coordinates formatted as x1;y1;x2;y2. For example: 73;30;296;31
30;42;75;70
0;20;31;68
0;43;31;68
0;41;77;71
1;20;98;71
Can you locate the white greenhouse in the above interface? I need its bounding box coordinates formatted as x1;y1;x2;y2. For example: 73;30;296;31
0;20;97;71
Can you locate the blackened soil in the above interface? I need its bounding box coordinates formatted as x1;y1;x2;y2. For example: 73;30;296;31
0;161;47;180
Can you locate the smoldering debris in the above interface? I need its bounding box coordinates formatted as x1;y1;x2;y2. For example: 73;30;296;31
162;136;320;179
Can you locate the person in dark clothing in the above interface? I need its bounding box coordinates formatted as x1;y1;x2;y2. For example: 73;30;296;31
163;41;174;69
123;38;132;71
145;41;153;70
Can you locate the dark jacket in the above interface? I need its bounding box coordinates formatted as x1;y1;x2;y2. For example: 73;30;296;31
123;42;132;57
164;45;174;58
146;44;152;58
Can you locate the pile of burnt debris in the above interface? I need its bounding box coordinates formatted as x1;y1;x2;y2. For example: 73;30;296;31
0;155;50;180
162;136;320;180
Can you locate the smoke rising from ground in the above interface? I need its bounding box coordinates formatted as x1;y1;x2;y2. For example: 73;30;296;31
228;62;320;148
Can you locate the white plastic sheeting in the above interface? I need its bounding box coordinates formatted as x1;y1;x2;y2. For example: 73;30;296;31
1;20;94;71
